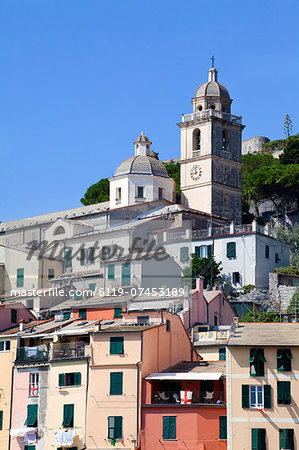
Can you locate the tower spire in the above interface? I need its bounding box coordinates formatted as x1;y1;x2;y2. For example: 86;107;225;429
211;54;215;68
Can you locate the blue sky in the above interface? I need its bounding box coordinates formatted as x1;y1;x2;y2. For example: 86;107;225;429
1;0;298;221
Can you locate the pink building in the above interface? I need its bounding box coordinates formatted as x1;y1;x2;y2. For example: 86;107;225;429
0;302;36;331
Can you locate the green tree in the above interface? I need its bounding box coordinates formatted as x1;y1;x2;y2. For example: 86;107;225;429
283;114;293;138
164;162;180;203
240;311;281;322
276;224;299;267
279;134;299;165
287;289;299;318
80;178;110;205
183;254;222;289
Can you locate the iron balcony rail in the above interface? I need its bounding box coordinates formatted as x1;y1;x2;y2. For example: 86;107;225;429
52;344;87;360
151;390;224;405
17;346;49;362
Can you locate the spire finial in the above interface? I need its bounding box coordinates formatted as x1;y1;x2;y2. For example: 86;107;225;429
211;54;215;68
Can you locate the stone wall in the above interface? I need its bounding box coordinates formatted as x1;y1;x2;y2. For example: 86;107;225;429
242;136;270;155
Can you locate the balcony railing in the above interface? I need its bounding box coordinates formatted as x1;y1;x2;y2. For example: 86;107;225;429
17;346;49;362
151;390;224;406
182;109;242;124
52;344;88;360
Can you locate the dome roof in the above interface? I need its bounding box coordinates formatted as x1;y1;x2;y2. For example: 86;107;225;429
195;81;230;99
114;155;169;178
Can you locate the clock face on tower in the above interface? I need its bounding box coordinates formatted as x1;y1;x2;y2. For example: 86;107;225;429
190;165;202;181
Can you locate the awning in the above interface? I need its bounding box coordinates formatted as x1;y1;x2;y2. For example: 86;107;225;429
145;372;223;381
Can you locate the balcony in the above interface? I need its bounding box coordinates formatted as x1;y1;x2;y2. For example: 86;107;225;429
16;346;49;362
51;343;89;360
181;109;242;125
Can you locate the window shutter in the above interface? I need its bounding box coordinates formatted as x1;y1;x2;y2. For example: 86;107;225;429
114;416;123;439
110;373;123;395
62;404;74;427
80;249;85;266
64;250;72;267
108;265;115;279
122;263;130;286
264;385;271;408
280;429;286;449
89;247;95;264
169;416;176;439
219;416;227;439
278;381;291;404
227;242;236;258
16;268;24;287
74;372;81;386
113;308;122;319
110;337;124;355
24;404;38;427
59;374;65;387
251;429;258;450
0;410;3;431
195;246;200;256
208;245;212;257
11;309;17;324
108;416;115;439
242;385;249;408
163;416;170;440
180;247;189;262
78;309;87;320
219;348;226;361
89;283;96;292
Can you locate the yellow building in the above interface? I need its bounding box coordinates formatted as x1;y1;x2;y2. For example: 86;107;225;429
0;335;16;449
227;322;299;450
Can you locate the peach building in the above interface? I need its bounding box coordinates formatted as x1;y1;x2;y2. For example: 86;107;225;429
227;322;299;450
0;335;16;449
86;312;196;449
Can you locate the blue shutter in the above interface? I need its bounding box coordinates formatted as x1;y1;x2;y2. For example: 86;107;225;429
122;263;130;286
264;385;271;408
59;373;65;387
16;268;24;287
242;385;249;408
108;265;115;279
110;373;123;395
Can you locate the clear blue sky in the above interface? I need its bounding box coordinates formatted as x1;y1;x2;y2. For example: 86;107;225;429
1;0;298;221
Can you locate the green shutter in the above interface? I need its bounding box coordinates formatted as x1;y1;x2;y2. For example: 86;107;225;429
195;246;200;256
78;309;87;320
264;385;271;409
74;291;83;300
219;416;227;439
24;404;38;427
110;372;123;395
242;385;249;408
89;283;96;292
108;416;122;440
0;410;3;430
80;249;85;265
110;337;124;355
207;245;212;257
169;416;176;439
280;429;294;450
108;265;115;279
227;242;236;258
17;268;24;287
219;348;226;361
48;268;55;279
62;404;74;427
24;446;36;450
250;349;266;377
122;263;130;286
180;247;189;262
113;308;122;319
259;429;266;450
163;416;170;440
277;381;291;405
59;373;65;387
89;247;95;264
277;349;292;372
11;309;17;324
64;250;72;267
74;372;81;386
252;428;258;450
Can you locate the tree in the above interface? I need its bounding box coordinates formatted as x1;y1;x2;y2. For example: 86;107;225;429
279;134;299;165
240;311;281;322
80;178;110;205
164;162;180;202
276;224;299;267
183;254;222;289
287;289;299;318
283;114;293;138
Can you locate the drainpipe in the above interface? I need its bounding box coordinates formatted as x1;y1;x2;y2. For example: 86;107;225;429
136;332;143;449
84;356;89;449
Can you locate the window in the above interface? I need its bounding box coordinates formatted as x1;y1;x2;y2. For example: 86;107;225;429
110;372;123;395
180;247;189;262
222;130;228;152
24;404;38;427
102;246;110;260
80;248;95;265
277;349;292;372
137;316;149;324
62;404;74;428
29;373;39;397
275;253;279;263
251;428;266;450
31;232;35;241
265;245;270;259
158;187;163;200
219;416;227;440
279;429;294;450
242;385;271;409
25;446;36;450
108;265;115;279
226;242;236;258
122;263;130;286
113;308;122;319
73;291;83;300
17;268;24;287
193;129;201;155
277;381;291;405
166;320;171;332
11;309;17;324
64;250;72;267
116;187;122;201
63;312;71;320
137;186;144;198
195;245;212;258
89;283;96;292
48;268;55;280
163;416;176;440
110;337;124;355
59;372;81;387
108;416;123;440
250;349;266;376
233;272;240;285
78;309;87;320
214;315;218;326
0;410;3;431
54;226;65;235
219;348;226;361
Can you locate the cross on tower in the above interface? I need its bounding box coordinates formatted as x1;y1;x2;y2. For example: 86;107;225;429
211;54;215;68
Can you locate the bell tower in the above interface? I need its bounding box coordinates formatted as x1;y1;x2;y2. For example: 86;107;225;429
178;63;245;224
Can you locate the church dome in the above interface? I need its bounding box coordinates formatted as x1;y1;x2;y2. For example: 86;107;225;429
195;81;230;99
114;155;169;178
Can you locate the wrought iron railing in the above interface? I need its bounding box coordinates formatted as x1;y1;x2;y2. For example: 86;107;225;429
17;346;49;362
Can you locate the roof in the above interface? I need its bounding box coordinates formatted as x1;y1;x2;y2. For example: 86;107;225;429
146;360;226;381
195;81;230;99
133;132;152;144
203;290;222;303
51;294;133;310
114;155;169;178
228;323;299;347
96;323;161;333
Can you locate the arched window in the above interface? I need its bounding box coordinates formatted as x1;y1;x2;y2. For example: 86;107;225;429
198;105;203;111
53;226;65;235
193;129;201;156
222;130;228;152
210;105;215;109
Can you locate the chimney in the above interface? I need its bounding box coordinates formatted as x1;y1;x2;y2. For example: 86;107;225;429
19;319;26;332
